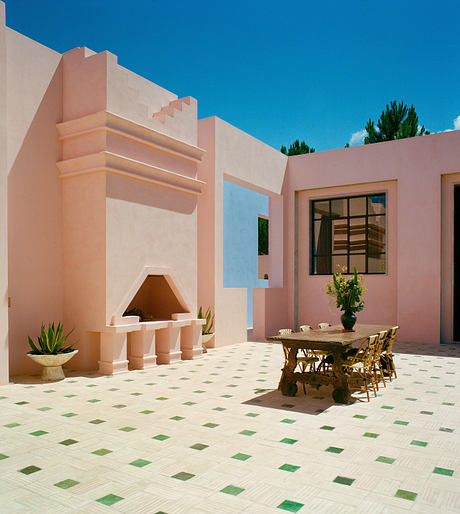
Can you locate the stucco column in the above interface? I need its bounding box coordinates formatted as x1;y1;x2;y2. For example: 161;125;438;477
0;2;8;385
98;332;129;375
180;321;203;360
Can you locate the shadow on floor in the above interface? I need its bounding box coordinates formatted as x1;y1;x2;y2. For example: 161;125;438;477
242;385;363;415
394;342;460;358
10;369;106;385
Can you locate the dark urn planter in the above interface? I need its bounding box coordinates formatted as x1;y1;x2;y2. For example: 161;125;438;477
341;311;356;331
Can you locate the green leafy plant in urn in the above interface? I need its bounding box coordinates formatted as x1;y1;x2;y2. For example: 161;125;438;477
326;267;367;331
27;322;78;381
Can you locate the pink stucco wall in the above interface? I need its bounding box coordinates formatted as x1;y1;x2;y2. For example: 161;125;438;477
6;26;64;377
257;131;460;343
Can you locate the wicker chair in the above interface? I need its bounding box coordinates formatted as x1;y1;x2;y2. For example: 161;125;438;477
278;328;318;395
372;330;389;389
380;326;399;380
342;334;379;401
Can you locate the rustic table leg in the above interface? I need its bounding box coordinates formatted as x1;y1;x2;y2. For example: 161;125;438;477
331;349;351;403
278;345;298;397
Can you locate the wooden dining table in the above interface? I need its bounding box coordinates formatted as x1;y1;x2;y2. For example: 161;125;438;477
268;324;393;403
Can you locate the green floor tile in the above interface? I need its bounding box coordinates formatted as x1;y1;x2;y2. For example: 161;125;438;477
277;499;304;512
221;485;244;496
232;453;251;461
320;425;335;431
130;459;151;468
119;426;136;432
376;456;395;464
363;432;379;438
54;478;79;489
395;489;417;501
190;443;208;450
19;465;41;475
140;410;154;414
96;494;124;506
245;413;259;417
239;429;255;436
326;446;344;454
0;454;9;460
213;407;226;411
439;427;454;433
37;407;52;411
279;463;300;472
420;411;434;415
353;414;367;419
381;405;394;409
4;423;20;428
87;399;100;403
152;434;169;441
280;438;297;445
92;448;112;456
170;416;184;421
183;402;196;406
30;430;48;436
62;412;77;417
281;418;296;424
172;471;194;481
156;397;168;400
112;404;126;409
333;476;355;485
59;439;78;446
204;423;219;428
433;467;454;476
89;419;105;424
15;401;29;405
394;420;409;425
410;440;428;447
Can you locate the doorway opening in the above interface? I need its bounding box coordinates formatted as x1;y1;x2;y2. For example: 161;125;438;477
454;186;460;341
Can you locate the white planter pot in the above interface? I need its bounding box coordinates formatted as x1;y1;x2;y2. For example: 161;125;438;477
202;333;215;349
27;350;78;381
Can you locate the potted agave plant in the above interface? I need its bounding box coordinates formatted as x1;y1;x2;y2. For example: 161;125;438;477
326;267;367;331
27;322;78;381
198;306;215;351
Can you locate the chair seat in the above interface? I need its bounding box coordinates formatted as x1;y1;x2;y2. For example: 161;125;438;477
343;361;364;369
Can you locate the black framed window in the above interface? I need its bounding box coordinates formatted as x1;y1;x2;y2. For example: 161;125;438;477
311;193;386;275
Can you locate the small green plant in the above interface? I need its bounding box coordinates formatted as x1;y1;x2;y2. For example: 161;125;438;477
28;322;77;355
198;306;214;335
124;307;152;322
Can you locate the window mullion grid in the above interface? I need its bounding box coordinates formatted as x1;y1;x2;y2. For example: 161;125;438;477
347;197;350;274
365;194;369;274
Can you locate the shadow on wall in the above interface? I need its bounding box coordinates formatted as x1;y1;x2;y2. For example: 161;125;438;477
107;173;197;214
8;63;64;376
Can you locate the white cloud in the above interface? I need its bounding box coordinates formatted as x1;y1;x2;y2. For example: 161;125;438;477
454;115;460;130
349;129;367;146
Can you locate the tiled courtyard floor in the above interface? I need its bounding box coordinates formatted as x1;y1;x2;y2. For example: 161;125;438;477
1;341;460;513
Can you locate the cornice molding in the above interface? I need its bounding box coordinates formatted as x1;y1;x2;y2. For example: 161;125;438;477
57;151;205;195
57;111;205;164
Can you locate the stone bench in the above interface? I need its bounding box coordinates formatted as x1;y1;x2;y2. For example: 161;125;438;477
98;317;205;374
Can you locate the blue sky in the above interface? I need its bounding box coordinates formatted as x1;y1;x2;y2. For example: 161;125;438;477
4;0;459;151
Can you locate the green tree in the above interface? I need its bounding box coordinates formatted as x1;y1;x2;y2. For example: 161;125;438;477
364;100;429;144
258;217;268;255
280;139;315;155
